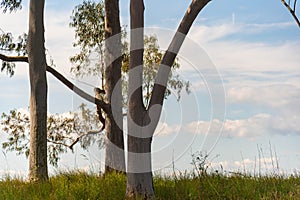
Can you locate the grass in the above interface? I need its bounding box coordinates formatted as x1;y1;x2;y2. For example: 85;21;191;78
0;171;300;199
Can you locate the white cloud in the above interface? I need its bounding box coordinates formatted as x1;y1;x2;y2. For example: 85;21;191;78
154;122;180;136
185;22;300;74
207;41;300;73
210;156;281;174
183;112;300;138
190;23;239;43
189;22;295;44
228;84;300;108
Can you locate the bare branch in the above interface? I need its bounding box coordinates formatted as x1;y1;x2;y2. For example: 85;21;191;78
69;129;103;151
0;53;28;62
281;0;300;27
0;53;110;113
47;139;73;150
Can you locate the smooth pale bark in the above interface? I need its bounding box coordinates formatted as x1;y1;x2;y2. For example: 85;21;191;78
126;0;211;199
126;0;155;199
27;0;48;181
104;0;125;173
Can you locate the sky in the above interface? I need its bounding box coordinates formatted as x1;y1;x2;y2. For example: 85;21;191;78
0;0;300;178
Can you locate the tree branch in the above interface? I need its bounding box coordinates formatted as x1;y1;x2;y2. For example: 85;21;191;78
0;53;110;113
69;129;103;150
49;129;103;151
148;0;211;109
0;54;28;62
281;0;300;27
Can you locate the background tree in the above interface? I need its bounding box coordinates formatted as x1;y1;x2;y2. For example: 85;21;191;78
70;0;125;173
69;0;106;80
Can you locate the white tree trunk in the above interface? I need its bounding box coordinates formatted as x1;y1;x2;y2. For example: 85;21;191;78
27;0;48;181
126;0;211;198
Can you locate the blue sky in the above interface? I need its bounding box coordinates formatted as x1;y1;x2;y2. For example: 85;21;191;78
0;0;300;177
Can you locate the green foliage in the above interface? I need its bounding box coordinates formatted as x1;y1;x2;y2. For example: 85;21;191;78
1;110;30;157
143;35;190;105
69;0;106;78
0;31;27;76
0;0;22;13
1;104;104;167
70;1;190;106
121;35;190;108
0;172;299;199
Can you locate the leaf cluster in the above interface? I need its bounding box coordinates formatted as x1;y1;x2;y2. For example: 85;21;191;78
1;104;104;167
69;2;190;109
0;31;27;76
1;110;30;158
122;35;191;108
0;0;22;13
69;0;106;78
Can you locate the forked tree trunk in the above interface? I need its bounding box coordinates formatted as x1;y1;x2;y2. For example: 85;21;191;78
126;0;211;198
27;0;48;181
104;0;125;173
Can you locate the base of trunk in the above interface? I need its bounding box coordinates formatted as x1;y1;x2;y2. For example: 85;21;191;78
125;172;155;200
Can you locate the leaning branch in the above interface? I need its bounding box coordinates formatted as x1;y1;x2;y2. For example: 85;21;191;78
0;53;110;113
148;0;211;108
281;0;300;27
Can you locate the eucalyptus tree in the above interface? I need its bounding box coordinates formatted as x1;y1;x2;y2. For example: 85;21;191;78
1;0;50;181
125;0;211;198
69;1;189;174
0;0;49;181
25;0;49;182
0;0;220;198
1;0;49;181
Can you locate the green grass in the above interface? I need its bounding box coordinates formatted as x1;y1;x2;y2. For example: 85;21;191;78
0;172;299;199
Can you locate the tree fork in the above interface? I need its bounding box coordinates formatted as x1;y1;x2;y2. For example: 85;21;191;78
281;0;300;27
149;0;211;110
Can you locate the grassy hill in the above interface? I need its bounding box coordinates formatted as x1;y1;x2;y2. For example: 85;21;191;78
0;171;299;199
